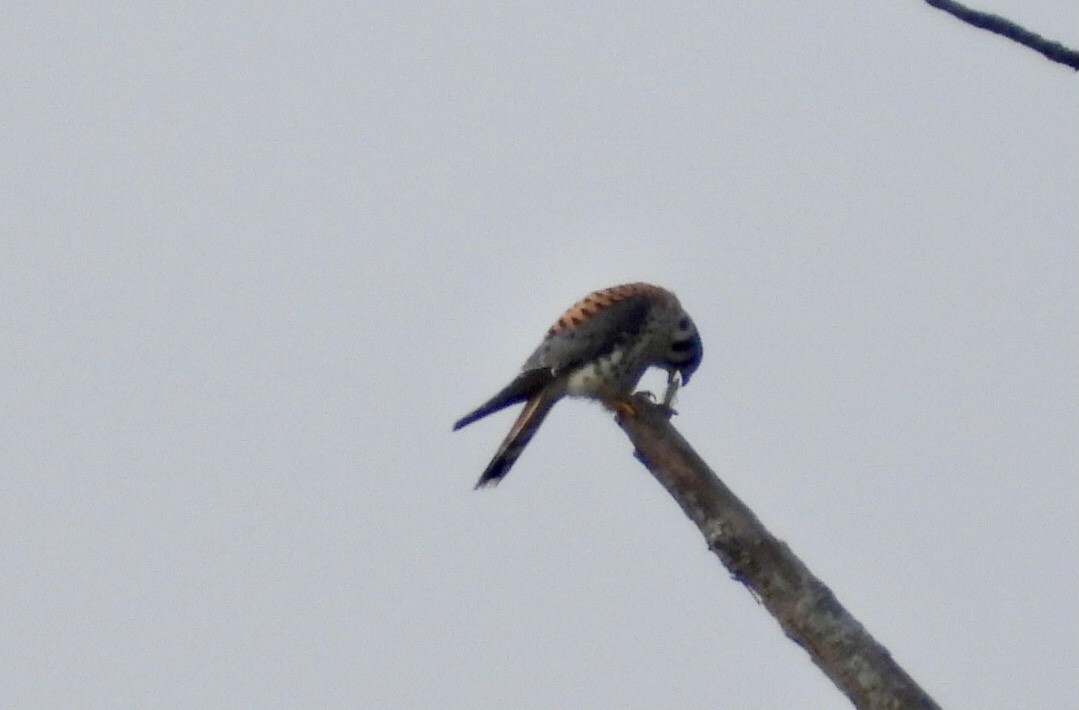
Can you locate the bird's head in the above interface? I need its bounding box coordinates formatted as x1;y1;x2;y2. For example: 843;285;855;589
667;312;703;385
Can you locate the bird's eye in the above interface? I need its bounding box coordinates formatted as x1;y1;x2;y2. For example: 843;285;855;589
677;317;691;331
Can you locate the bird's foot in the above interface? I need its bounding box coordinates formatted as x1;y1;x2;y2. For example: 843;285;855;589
608;393;678;421
656;402;678;418
607;397;640;419
639;390;679;418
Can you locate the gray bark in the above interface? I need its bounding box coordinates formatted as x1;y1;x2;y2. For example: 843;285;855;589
617;396;941;710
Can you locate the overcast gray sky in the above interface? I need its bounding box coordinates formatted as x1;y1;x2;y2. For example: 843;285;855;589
3;3;1077;708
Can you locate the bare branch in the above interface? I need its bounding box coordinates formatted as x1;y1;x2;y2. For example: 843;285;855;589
617;397;941;710
924;0;1079;70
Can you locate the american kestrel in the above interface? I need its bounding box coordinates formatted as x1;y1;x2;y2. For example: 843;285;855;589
454;282;703;488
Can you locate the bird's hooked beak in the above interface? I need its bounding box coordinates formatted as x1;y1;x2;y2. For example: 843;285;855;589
670;366;693;386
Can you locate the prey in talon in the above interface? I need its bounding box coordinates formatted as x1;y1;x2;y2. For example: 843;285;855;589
660;370;684;415
453;282;703;488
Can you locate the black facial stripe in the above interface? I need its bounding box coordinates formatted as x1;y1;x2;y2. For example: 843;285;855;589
668;353;698;366
670;338;698;353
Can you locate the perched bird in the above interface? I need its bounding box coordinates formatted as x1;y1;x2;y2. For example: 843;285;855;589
454;282;703;488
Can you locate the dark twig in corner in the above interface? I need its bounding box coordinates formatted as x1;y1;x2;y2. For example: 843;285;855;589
924;0;1079;70
617;396;941;710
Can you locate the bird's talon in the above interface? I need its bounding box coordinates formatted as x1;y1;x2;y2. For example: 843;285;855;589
609;398;639;419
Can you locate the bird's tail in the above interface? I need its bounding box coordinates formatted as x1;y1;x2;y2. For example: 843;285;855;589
474;389;558;488
453;368;554;431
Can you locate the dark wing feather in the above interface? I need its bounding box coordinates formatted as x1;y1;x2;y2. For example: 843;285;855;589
524;296;651;372
453;367;556;431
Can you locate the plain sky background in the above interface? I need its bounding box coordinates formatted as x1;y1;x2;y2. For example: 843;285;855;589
3;3;1077;708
